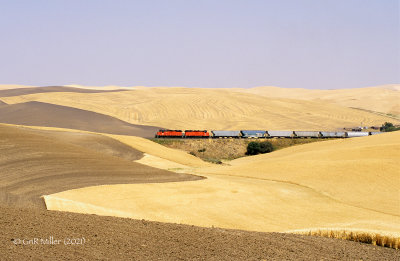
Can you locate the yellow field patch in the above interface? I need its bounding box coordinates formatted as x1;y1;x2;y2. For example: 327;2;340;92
44;131;400;236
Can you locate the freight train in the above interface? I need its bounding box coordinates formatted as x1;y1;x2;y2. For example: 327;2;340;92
155;130;382;139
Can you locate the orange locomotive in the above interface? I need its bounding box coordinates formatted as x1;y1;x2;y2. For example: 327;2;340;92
155;130;210;138
155;130;183;138
184;130;210;138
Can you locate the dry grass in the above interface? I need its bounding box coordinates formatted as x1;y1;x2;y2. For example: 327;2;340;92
152;138;330;162
297;229;400;249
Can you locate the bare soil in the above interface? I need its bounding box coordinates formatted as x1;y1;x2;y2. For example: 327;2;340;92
0;101;160;137
0;85;128;97
0;124;202;209
1;205;398;260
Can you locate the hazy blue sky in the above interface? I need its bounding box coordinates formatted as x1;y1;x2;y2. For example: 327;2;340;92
0;0;399;89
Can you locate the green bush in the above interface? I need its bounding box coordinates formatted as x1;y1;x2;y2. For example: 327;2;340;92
259;141;274;153
246;141;274;155
381;122;400;132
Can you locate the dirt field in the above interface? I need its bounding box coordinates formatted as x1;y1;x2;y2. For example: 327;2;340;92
0;85;128;97
1;206;398;260
0;124;202;208
0;101;160;137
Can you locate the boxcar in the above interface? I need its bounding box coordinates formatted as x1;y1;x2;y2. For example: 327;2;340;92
266;130;294;138
184;130;210;138
346;131;369;138
294;131;320;138
211;130;241;138
155;129;183;138
240;130;266;138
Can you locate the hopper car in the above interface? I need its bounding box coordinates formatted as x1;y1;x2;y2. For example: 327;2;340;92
211;130;241;138
320;131;346;138
346;131;369;138
240;130;266;138
293;131;320;138
266;130;294;138
369;132;381;135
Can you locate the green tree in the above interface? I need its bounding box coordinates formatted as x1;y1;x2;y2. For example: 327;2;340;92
381;122;400;132
259;141;274;153
246;141;274;155
246;142;261;155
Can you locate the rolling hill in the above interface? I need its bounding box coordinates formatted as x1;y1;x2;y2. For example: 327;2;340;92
1;85;397;130
0;101;160;137
43;131;400;236
0;124;202;208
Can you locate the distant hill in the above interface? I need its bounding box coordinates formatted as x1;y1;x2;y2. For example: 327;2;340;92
1;85;397;130
242;84;400;117
0;101;161;137
0;85;127;97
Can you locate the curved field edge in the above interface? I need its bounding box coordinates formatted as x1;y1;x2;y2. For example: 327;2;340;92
288;228;400;249
0;123;204;209
0;123;208;168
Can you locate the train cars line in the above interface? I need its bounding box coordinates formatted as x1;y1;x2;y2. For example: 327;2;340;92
155;129;382;139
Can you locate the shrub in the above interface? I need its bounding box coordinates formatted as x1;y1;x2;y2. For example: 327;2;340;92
259;141;274;153
246;141;274;155
380;122;400;132
246;142;260;155
198;148;206;153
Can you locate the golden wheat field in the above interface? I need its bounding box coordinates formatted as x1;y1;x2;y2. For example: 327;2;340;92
2;85;400;250
1;85;398;130
44;131;400;238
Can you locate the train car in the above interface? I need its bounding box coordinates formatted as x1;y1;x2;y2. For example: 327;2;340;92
240;130;266;138
211;130;241;138
320;131;346;138
369;132;382;135
184;130;210;138
335;132;346;138
155;129;183;138
294;131;320;138
266;130;294;138
346;131;369;138
320;131;336;138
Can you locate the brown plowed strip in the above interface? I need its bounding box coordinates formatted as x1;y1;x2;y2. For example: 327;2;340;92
29;128;145;161
0;101;160;137
1;206;398;260
0;124;203;209
0;86;128;97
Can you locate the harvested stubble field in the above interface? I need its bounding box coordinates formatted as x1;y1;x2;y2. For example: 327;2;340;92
1;85;398;130
1;84;400;259
45;131;400;242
